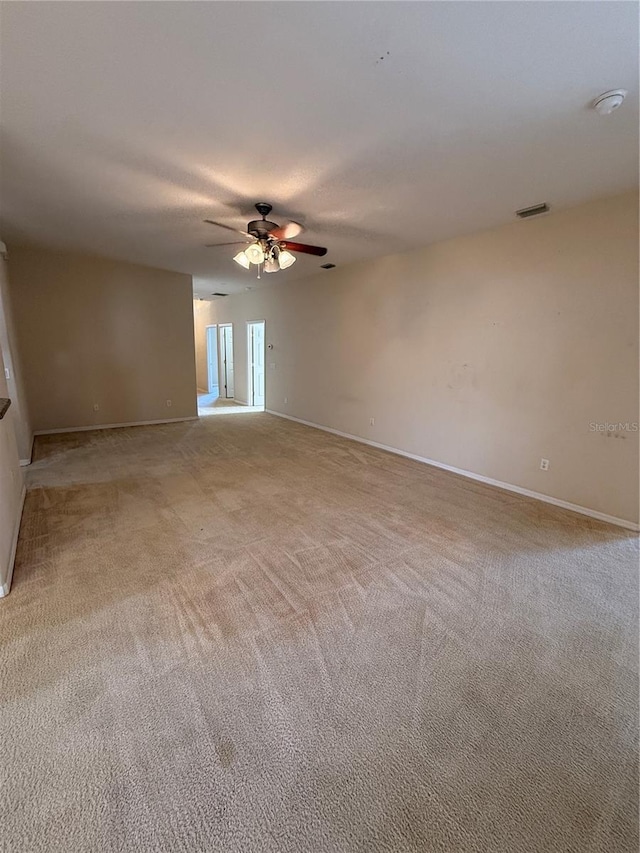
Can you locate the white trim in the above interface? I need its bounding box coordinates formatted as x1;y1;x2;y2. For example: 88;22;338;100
218;322;234;399
266;410;640;532
205;324;218;395
247;321;253;408
0;484;26;598
246;319;266;408
34;416;198;436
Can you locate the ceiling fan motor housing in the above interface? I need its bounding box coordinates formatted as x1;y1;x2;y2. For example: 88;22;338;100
247;219;279;239
248;202;278;239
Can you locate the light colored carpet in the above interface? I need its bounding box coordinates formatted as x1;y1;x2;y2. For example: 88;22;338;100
197;393;263;416
0;413;637;852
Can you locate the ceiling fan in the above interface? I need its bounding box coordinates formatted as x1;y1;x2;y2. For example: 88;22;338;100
204;203;327;275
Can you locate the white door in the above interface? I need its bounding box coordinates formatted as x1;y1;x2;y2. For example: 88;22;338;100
206;326;219;396
249;321;265;407
220;325;234;398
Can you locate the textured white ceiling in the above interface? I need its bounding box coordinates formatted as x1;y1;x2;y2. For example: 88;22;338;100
1;2;637;297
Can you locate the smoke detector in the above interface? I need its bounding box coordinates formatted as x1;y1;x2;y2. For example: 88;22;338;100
592;89;627;116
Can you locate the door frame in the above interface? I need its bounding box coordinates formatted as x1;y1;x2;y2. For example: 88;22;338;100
205;324;218;395
218;323;234;399
247;319;266;408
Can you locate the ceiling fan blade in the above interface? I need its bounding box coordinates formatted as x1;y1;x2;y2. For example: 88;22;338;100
271;220;304;240
205;241;250;248
204;219;250;237
280;240;327;257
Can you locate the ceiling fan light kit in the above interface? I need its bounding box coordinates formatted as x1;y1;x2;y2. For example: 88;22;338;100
205;202;327;277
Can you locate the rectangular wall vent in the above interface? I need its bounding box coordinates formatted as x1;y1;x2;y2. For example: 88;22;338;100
516;203;549;219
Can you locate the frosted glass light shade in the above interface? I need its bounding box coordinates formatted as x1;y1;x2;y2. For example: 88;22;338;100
233;251;250;269
278;250;296;269
264;256;279;273
244;243;265;265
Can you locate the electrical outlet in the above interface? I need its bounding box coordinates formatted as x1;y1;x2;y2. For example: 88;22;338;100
166;399;172;407
369;417;375;426
93;403;99;411
4;367;9;380
540;458;550;471
284;397;288;404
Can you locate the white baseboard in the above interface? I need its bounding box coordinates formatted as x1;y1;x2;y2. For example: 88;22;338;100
34;416;198;436
0;483;26;598
266;410;640;532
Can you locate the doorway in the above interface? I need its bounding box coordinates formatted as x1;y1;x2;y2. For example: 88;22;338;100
206;325;219;397
219;324;234;399
247;321;266;409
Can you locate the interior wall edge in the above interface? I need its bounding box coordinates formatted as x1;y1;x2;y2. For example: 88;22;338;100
0;483;26;598
19;433;34;467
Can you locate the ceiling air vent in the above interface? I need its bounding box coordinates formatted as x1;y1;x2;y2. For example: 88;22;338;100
320;263;336;269
516;203;549;219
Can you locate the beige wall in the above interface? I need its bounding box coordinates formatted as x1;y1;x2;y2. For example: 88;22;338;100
9;247;197;432
208;192;639;526
193;299;215;392
0;255;25;596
